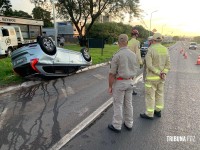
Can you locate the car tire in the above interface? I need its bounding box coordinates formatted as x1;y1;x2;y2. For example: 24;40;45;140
81;48;91;62
38;36;57;55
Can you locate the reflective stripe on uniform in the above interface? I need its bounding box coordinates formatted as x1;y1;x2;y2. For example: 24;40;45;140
145;84;152;88
152;44;167;55
156;105;164;109
155;68;160;74
147;108;154;112
156;49;167;55
163;68;169;73
146;76;160;81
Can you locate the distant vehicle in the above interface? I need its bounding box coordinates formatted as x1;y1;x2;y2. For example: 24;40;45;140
189;42;197;50
0;26;37;57
11;36;92;77
140;41;149;57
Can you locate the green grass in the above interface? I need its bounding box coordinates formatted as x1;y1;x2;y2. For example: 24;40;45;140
0;57;24;87
163;42;175;47
0;44;119;86
65;44;119;64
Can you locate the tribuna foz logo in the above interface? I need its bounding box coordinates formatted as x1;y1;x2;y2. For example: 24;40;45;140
167;136;195;142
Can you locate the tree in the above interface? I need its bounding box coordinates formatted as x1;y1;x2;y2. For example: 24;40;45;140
173;36;180;41
0;0;12;16
12;10;32;18
32;7;53;27
30;0;141;46
87;22;132;44
193;36;200;43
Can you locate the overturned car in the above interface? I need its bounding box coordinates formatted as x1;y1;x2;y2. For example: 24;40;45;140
11;36;92;77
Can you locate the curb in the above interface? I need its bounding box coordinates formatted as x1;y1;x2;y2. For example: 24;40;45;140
0;62;110;95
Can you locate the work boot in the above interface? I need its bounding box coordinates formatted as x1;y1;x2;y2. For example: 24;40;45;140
140;113;153;120
132;90;137;95
108;124;121;133
154;111;161;117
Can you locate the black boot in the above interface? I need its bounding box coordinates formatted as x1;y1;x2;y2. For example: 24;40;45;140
154;111;161;117
140;113;154;120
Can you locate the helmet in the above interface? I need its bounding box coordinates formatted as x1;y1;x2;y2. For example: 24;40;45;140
153;33;163;41
131;29;139;36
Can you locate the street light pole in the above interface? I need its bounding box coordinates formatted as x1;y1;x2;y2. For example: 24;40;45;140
149;10;158;36
51;0;57;46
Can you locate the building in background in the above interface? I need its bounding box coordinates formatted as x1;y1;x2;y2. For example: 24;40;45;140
0;15;43;39
43;21;84;43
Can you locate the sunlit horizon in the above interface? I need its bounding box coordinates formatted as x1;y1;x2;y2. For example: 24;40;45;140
10;0;200;37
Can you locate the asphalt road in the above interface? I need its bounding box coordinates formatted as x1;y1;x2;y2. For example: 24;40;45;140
62;42;200;150
0;41;200;150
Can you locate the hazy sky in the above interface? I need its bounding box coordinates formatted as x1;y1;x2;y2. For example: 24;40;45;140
10;0;200;36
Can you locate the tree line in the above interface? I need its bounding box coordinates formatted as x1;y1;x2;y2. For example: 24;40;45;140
1;0;198;44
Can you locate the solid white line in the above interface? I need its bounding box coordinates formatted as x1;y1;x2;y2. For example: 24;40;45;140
49;73;143;150
49;98;113;150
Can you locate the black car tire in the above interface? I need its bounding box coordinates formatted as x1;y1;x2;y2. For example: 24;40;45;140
38;36;56;55
81;48;91;62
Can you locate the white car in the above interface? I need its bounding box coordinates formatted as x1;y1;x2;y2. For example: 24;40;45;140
189;42;197;50
11;36;92;77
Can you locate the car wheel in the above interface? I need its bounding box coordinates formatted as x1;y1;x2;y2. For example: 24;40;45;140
38;36;56;55
81;48;91;62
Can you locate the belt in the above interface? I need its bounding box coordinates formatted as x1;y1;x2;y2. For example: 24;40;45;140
116;77;131;80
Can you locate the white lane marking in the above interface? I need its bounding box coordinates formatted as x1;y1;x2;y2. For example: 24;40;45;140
0;108;8;129
93;74;106;80
50;98;113;150
132;73;143;84
50;73;143;150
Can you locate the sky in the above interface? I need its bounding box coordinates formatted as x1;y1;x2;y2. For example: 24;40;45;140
10;0;200;37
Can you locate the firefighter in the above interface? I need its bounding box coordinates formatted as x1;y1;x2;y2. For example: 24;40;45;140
140;33;170;119
128;28;143;95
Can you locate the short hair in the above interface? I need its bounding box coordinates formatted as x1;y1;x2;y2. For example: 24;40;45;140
118;34;128;43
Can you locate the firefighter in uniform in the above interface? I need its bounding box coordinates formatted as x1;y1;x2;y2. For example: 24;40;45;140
128;29;143;95
108;34;138;132
140;33;170;119
143;36;153;81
